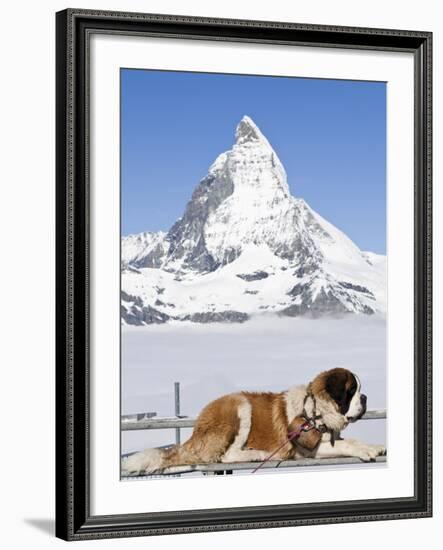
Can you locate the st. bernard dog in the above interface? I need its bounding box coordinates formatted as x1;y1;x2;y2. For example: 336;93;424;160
122;368;386;475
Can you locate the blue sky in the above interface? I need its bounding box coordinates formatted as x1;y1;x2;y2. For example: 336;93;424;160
121;69;386;254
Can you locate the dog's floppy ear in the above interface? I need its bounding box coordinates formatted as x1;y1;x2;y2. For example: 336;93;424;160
325;370;348;415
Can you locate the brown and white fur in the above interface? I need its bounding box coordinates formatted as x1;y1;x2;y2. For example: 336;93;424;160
122;368;386;475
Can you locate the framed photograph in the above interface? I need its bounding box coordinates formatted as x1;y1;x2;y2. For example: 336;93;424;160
55;8;432;540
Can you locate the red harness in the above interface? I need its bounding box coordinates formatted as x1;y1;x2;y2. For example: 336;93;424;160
251;420;313;474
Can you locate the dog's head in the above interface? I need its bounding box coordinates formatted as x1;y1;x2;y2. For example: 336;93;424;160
310;367;367;423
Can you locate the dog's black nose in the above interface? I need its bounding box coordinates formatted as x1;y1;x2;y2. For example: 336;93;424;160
361;394;367;406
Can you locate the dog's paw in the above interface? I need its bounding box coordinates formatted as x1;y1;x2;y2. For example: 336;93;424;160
356;448;377;462
373;444;386;456
353;443;386;462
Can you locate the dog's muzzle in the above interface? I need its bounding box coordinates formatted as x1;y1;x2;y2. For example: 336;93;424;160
347;394;367;422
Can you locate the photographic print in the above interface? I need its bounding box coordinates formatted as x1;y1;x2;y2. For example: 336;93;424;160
120;69;387;479
56;10;432;538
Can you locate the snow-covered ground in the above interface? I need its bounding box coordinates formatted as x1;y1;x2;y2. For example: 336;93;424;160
121;315;386;455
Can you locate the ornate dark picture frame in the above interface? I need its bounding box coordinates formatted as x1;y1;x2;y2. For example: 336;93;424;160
55;8;432;541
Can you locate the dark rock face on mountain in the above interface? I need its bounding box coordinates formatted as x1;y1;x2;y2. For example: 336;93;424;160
166;172;234;272
237;271;269;282
121;116;386;325
121;297;171;326
182;311;249;324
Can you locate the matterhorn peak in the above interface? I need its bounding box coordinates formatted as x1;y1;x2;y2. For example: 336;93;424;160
235;115;268;145
121;114;386;323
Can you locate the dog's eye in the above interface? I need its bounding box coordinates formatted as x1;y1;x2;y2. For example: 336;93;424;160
348;386;356;397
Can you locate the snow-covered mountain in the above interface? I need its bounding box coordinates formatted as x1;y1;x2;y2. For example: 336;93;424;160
121;115;386;325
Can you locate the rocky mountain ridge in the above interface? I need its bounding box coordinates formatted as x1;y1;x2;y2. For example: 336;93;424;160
121;116;386;325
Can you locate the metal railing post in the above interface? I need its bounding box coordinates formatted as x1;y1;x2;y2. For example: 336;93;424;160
174;382;180;445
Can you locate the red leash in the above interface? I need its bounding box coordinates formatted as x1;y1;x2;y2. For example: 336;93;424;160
251;421;312;474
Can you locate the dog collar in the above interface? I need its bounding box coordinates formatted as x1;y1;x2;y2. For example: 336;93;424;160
302;390;332;439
